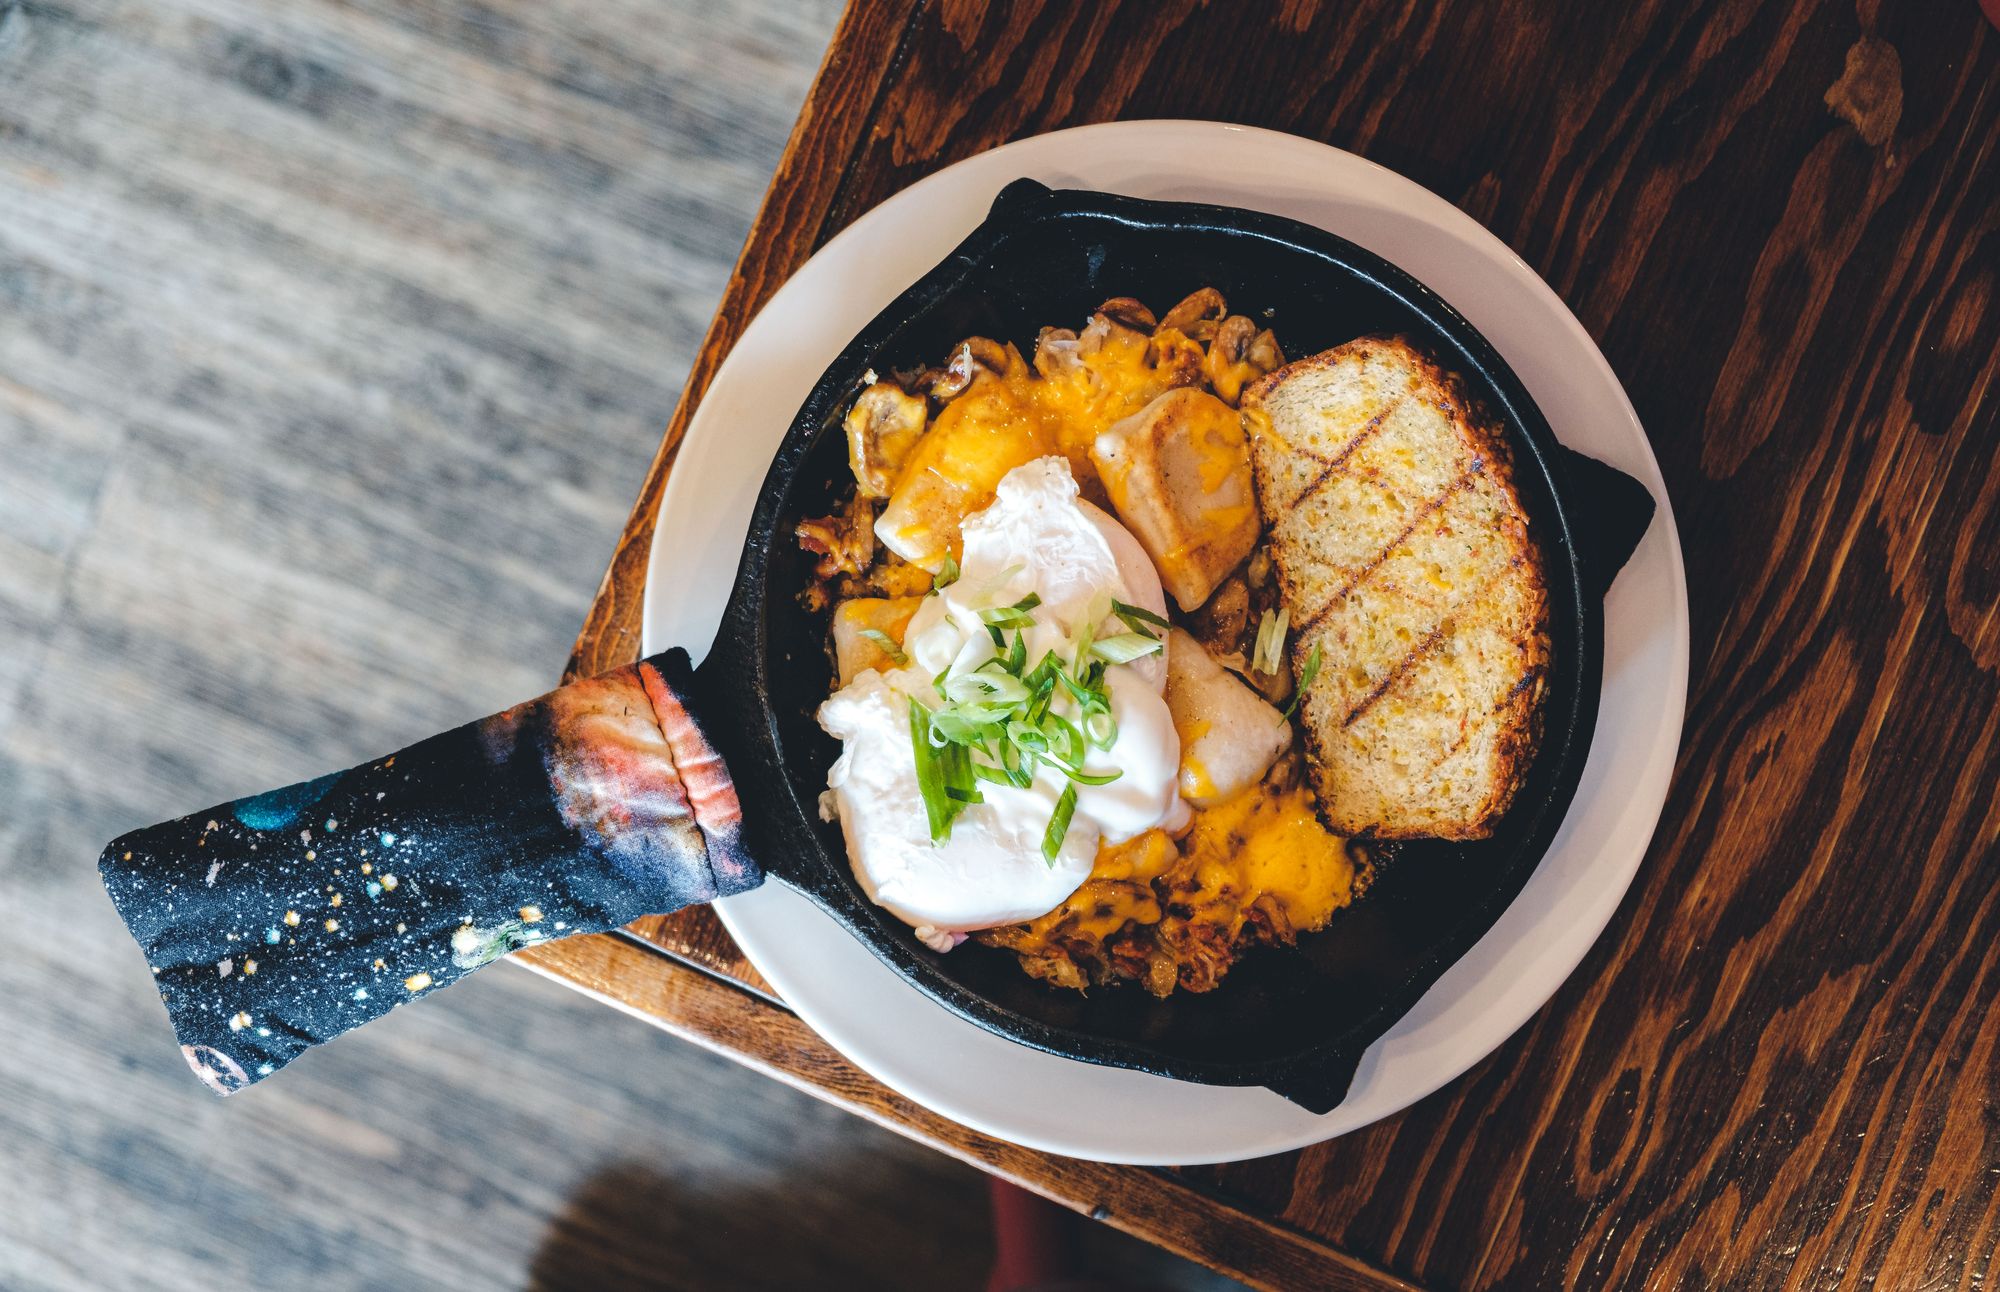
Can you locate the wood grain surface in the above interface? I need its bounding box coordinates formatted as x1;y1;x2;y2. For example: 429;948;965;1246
0;0;1235;1288
540;0;2000;1288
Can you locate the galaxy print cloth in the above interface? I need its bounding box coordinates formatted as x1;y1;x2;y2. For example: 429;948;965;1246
100;649;760;1095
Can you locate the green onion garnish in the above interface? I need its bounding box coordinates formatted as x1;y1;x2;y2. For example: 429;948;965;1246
1110;598;1168;635
1279;642;1323;722
932;553;960;589
1070;614;1097;678
1041;782;1078;865
1251;607;1288;675
1054;659;1099;705
1089;633;1164;664
977;592;1042;632
857;628;908;665
1041;712;1086;767
943;670;1030;708
900;585;1162;857
908;698;953;842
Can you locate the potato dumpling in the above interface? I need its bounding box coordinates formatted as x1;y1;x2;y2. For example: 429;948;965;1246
830;596;922;684
1092;388;1260;612
1163;628;1291;808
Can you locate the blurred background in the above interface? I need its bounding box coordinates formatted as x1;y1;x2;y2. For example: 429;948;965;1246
0;1;1238;1287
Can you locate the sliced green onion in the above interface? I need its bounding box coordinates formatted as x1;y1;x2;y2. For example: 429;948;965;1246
1040;712;1086;767
1054;661;1099;706
1041;782;1078;865
1280;641;1323;722
900;581;1179;853
1070;614;1097;678
1008;719;1050;755
943;670;1030;707
978;592;1042;632
908;698;953;842
1022;654;1061;721
932;553;960;589
1090;633;1164;664
996;739;1030;787
1251;607;1288;675
980;609;1036;632
1110;598;1168;635
928;710;1007;746
857;628;908;665
940;739;980;806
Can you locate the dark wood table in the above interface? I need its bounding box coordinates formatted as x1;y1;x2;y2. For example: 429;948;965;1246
519;2;2000;1286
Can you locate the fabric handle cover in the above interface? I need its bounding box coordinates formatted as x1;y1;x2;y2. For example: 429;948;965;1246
98;648;760;1095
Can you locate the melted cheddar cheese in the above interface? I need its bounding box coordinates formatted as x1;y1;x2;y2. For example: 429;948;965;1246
998;828;1177;949
977;773;1361;996
1175;779;1355;939
1174;718;1218;801
874;331;1197;569
820;291;1347;999
1091;388;1259;610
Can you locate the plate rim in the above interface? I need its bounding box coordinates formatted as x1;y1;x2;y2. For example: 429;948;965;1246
642;119;1689;1164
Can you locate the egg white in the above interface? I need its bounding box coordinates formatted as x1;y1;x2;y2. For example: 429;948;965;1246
817;458;1184;934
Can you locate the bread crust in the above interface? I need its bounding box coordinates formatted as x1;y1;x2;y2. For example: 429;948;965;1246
1244;336;1550;840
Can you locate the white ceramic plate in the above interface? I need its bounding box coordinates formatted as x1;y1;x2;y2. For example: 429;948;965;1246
641;121;1687;1165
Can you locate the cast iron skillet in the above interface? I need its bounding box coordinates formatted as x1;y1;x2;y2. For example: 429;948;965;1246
672;179;1650;1113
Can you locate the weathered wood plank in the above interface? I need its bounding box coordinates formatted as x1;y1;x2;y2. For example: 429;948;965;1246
517;932;1418;1292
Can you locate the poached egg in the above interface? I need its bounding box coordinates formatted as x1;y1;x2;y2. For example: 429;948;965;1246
817;458;1186;937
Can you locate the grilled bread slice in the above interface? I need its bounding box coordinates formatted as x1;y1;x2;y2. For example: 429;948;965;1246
1242;337;1549;840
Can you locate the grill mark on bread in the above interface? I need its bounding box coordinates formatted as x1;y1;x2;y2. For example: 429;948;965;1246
1271;398;1404;510
1416;598;1546;773
1316;398;1403;477
1294;467;1480;636
1342;557;1534;734
1343;620;1450;727
1246;336;1549;841
1498;665;1541;706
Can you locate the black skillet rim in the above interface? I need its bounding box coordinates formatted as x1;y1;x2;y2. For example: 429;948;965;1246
692;179;1602;1110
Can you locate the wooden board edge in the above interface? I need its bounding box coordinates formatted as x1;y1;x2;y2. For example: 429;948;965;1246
513;932;1426;1292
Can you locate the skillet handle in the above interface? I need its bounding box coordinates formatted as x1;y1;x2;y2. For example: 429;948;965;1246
98;648;761;1096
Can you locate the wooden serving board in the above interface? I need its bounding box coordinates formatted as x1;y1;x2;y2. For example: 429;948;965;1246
522;1;2000;1287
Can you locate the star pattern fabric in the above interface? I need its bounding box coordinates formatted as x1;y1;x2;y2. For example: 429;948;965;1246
99;649;759;1095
